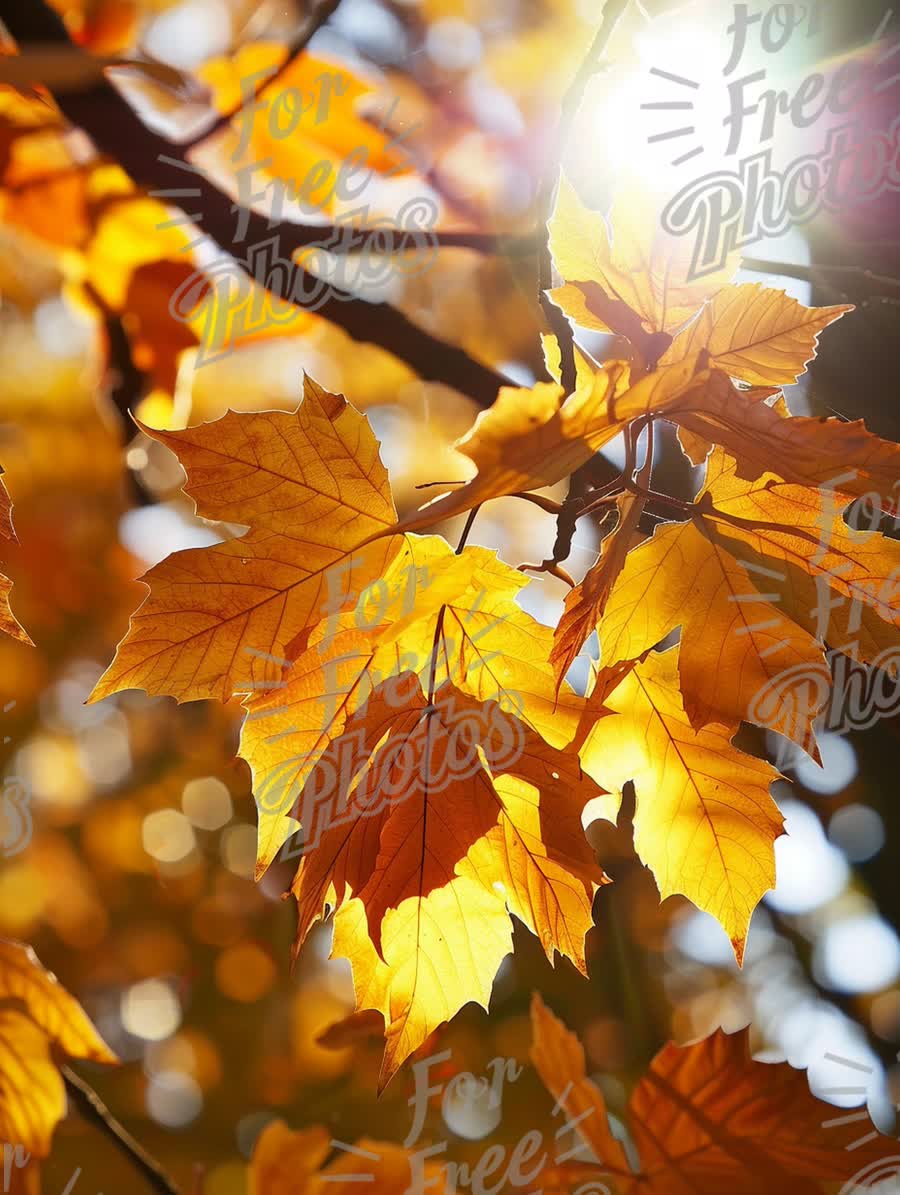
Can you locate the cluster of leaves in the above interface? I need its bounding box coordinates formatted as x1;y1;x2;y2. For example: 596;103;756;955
78;170;900;1091
247;995;900;1194
0;937;895;1194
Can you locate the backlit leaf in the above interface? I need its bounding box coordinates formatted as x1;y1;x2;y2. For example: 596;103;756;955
578;647;782;961
530;994;900;1194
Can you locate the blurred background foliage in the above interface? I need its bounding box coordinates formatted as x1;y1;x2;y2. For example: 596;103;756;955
1;0;900;1190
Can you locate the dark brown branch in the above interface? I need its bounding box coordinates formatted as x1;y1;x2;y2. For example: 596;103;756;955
0;0;512;407
742;256;900;302
63;1066;183;1195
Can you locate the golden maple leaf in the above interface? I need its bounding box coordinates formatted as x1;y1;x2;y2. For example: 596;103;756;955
546;174;739;366
701;450;900;671
662;282;852;386
594;506;829;756
530;993;898;1194
241;534;587;875
578;647;782;962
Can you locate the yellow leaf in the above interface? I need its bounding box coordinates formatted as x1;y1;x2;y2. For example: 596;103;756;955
197;46;412;219
663;282;853;386
0;940;117;1161
579;647;782;961
242;537;587;874
702;450;900;670
547;174;739;342
597;516;828;754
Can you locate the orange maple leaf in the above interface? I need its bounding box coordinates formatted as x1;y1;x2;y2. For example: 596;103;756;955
530;993;899;1194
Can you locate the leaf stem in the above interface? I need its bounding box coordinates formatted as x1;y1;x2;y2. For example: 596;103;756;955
63;1066;182;1195
454;506;481;554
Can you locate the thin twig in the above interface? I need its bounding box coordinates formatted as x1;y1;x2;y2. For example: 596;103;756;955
63;1067;182;1195
508;492;565;515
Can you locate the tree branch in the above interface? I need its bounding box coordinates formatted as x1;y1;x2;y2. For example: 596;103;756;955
742;256;900;302
63;1066;183;1195
0;0;514;407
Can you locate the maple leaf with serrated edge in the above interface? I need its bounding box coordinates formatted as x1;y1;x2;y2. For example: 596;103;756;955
578;647;783;962
546;173;740;367
661;281;852;386
90;376;403;705
530;993;899;1194
700;449;900;672
594;505;830;757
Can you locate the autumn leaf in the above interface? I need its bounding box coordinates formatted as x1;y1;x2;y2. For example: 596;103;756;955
547;174;739;364
249;1119;440;1195
700;450;900;672
0;940;117;1188
668;369;900;503
578;647;782;962
91;376;403;704
594;507;829;755
197;45;414;220
662;282;852;386
530;993;899;1194
276;676;606;1087
240;536;608;1084
0;477;32;646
